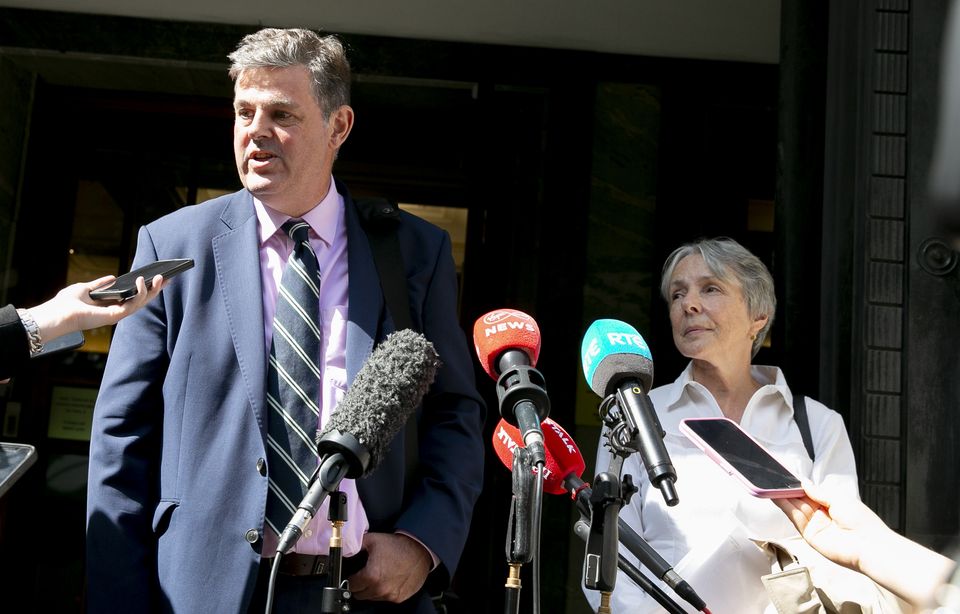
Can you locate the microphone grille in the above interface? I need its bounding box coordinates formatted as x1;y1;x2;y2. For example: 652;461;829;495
472;309;541;378
581;319;654;396
592;353;654;397
319;329;440;472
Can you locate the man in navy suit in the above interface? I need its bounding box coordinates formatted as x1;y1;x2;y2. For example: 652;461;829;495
86;28;485;613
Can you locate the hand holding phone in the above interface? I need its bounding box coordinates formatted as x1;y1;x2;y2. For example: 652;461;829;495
89;259;194;302
679;417;804;498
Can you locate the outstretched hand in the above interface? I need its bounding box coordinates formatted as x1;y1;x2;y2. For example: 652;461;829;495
776;481;957;608
30;274;166;343
774;481;892;572
347;532;432;604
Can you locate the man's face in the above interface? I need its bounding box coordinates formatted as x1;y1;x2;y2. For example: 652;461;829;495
233;65;353;216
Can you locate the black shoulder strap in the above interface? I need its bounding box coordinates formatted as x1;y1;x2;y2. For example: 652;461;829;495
353;197;415;331
353;196;419;497
793;393;816;462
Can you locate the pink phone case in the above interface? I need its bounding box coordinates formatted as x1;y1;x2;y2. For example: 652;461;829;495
679;417;805;498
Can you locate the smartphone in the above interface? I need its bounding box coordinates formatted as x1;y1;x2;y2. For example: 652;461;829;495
679;417;804;498
89;258;194;302
30;330;85;359
0;442;37;498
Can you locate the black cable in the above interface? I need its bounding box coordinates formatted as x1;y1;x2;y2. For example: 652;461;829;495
265;551;282;614
531;461;543;614
615;552;688;614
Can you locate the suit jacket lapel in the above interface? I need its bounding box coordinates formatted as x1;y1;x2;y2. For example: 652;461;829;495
212;191;268;432
343;184;386;382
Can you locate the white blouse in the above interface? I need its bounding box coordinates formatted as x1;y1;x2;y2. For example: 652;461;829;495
583;363;859;614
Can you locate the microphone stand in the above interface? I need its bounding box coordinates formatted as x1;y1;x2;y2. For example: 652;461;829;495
503;446;535;614
530;460;544;614
495;350;549;614
592;406;708;612
566;473;705;612
581;472;624;614
266;444;359;614
320;491;352;614
573;520;687;614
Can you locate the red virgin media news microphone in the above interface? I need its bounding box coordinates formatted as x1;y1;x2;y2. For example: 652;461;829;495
492;418;707;612
473;309;550;464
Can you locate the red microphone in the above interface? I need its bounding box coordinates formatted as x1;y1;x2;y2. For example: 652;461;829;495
473;309;550;464
492;417;585;495
491;417;708;612
472;309;541;378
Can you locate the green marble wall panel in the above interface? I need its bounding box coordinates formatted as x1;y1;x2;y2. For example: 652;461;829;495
576;82;660;427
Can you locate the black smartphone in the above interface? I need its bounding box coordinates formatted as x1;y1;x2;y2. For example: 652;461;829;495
679;417;804;498
89;259;194;302
0;442;37;498
31;330;85;359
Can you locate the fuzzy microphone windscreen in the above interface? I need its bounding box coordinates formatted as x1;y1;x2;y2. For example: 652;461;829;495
317;328;441;474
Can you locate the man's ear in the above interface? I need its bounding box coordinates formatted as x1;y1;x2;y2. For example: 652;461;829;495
328;105;355;149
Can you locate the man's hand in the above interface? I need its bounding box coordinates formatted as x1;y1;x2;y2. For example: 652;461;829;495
347;532;432;603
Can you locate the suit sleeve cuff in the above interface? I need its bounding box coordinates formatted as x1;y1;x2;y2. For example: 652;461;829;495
395;530;439;571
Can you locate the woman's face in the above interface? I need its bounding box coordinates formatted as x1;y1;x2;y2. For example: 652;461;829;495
667;254;767;367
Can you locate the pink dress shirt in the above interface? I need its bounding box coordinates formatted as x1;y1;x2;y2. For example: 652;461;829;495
254;185;369;557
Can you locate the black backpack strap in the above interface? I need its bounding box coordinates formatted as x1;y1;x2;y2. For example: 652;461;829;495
353;197;419;497
354;197;415;331
792;393;816;462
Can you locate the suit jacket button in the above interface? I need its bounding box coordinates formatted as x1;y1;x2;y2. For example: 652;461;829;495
245;529;260;544
256;458;266;476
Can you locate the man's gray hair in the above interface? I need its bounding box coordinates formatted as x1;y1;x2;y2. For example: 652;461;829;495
228;28;350;117
660;237;777;357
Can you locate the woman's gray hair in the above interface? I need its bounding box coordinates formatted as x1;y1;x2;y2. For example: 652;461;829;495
228;28;351;117
660;237;776;357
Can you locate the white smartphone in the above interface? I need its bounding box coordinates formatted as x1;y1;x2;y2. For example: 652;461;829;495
679;417;804;498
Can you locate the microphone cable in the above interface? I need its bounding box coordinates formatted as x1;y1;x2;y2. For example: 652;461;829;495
265;551;283;614
531;461;543;614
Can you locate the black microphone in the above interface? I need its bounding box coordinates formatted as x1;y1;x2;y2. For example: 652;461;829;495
275;329;441;554
581;319;679;506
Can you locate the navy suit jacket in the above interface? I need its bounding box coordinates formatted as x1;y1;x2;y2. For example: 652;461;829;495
0;305;29;379
86;183;485;613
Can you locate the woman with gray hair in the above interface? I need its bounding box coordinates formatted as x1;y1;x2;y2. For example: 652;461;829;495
586;237;860;613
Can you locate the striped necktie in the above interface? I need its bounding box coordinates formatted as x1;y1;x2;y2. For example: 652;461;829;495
265;219;322;537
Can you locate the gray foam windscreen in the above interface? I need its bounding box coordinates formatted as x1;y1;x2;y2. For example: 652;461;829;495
318;329;441;473
591;353;654;397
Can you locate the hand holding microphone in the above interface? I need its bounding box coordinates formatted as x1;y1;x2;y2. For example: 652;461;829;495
581;319;679;506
